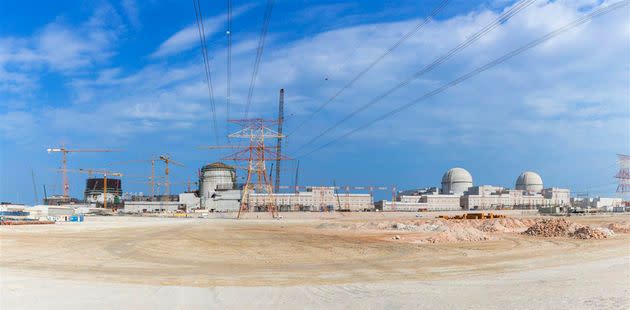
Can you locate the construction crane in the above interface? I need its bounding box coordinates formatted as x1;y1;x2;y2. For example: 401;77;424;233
275;88;284;192
109;158;159;196
63;168;123;209
46;145;117;198
158;155;184;196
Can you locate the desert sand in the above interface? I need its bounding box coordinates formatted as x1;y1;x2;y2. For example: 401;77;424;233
1;213;629;309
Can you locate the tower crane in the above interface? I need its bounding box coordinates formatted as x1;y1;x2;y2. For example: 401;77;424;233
109;157;159;196
158;155;184;196
46;145;117;198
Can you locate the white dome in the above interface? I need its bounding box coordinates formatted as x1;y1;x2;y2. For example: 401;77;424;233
515;171;543;193
441;167;473;196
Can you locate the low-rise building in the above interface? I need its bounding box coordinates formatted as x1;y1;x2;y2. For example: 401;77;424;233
571;197;623;211
461;186;570;210
379;191;461;211
204;189;241;212
123;193;200;213
249;186;373;211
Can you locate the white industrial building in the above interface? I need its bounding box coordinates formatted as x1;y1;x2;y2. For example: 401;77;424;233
249;186;373;211
378;168;571;211
198;162;241;212
196;162;373;212
378;168;469;211
123;193;200;213
515;171;544;193
460;171;570;210
376;194;461;211
462;185;570;210
571;197;623;211
119;162;578;214
441;167;473;195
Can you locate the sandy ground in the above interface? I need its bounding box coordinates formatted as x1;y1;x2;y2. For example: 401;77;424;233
1;214;629;309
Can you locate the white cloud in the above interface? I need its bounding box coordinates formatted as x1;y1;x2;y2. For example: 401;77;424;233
150;4;255;58
2;0;627;156
0;3;123;93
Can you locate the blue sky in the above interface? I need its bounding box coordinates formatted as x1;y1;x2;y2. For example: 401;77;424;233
1;0;628;204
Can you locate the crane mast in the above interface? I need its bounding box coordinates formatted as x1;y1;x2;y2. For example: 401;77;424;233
275;89;284;193
47;145;116;198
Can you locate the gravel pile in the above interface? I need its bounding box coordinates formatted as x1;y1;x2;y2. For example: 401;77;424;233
522;219;579;237
522;218;615;239
607;222;630;234
570;226;613;239
319;217;618;242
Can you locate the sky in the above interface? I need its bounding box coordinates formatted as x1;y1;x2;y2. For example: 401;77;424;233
1;0;628;204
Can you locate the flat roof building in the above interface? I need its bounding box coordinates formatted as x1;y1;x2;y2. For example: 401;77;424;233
249;186;373;212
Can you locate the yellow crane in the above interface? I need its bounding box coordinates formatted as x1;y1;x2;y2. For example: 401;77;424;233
158;155;184;196
109;157;159;196
47;145;117;198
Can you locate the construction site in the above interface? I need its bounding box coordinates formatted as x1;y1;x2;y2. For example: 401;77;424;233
2;133;629;309
1;0;630;309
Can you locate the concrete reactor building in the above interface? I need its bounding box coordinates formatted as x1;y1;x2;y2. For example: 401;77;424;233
377;167;571;211
515;171;544;193
441;167;473;195
199;162;241;212
84;177;122;205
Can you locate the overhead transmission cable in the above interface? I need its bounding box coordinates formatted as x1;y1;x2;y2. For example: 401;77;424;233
243;0;274;119
193;0;219;143
286;0;451;137
294;0;629;159
292;0;537;153
226;0;232;141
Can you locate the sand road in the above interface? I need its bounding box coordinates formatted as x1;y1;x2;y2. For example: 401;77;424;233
1;216;629;309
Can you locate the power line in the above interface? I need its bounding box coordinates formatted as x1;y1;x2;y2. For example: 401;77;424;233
193;0;219;143
286;0;451;137
243;0;274;119
294;0;629;159
226;0;232;141
292;0;537;153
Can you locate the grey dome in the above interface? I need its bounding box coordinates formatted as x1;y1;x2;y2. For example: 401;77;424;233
515;171;543;193
441;167;473;196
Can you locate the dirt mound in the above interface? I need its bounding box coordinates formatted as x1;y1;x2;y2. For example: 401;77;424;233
319;217;618;243
607;222;630;234
522;218;614;239
477;218;537;233
570;226;613;239
522;219;580;237
423;228;490;243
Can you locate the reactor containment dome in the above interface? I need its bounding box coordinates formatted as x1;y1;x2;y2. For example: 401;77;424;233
515;171;543;193
441;167;473;196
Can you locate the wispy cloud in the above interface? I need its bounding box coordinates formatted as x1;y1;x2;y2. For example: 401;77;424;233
0;3;123;94
2;1;628;149
121;0;141;29
1;0;627;200
149;4;255;58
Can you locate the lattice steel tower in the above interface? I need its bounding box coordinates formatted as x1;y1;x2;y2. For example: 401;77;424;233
218;119;288;218
615;154;630;204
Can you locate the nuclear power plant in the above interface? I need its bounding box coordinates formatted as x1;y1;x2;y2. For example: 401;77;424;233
199;162;240;211
106;161;573;214
375;167;571;212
